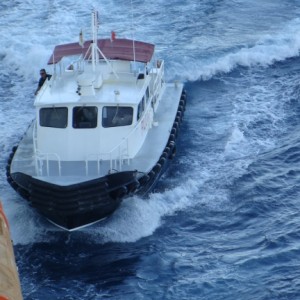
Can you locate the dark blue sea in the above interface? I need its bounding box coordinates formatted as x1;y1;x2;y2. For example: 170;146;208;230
1;1;300;299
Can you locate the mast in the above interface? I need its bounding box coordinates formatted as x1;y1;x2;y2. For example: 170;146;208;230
87;9;118;78
130;0;136;67
91;9;99;71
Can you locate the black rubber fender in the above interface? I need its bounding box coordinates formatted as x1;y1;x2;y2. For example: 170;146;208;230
127;180;140;194
168;140;175;149
147;170;156;181
110;185;128;199
179;99;185;107
164;147;171;156
171;128;177;137
158;157;166;166
139;175;150;185
161;151;169;159
173;122;179;131
168;134;176;143
152;163;162;173
170;145;176;159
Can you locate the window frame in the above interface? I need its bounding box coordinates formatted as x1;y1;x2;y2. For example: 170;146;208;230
72;106;98;129
102;106;134;128
39;107;68;129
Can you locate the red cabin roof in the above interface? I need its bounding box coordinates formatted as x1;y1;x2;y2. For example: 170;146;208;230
48;38;155;65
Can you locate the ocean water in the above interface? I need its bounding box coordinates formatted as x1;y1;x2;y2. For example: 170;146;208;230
1;0;300;299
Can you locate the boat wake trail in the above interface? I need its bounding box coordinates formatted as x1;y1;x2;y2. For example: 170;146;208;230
85;178;199;243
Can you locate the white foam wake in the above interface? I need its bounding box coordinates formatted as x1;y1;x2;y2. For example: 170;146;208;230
185;18;300;81
86;178;199;243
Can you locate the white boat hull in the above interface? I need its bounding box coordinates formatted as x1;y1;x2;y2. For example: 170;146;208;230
6;89;186;230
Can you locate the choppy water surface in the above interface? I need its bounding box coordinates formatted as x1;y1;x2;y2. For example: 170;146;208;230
1;1;300;299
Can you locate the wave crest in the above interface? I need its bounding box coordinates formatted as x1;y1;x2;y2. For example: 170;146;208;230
185;18;300;81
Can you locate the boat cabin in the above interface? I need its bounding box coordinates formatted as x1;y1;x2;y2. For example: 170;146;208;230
34;38;165;168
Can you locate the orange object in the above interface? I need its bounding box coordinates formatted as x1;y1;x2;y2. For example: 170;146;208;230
111;31;116;42
0;201;23;300
0;203;9;229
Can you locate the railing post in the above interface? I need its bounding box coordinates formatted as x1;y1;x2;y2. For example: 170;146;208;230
119;146;121;171
97;155;100;175
110;153;112;171
46;154;49;176
58;160;61;176
85;159;88;176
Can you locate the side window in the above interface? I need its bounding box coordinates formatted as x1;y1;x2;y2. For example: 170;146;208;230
73;106;98;129
145;87;150;102
102;106;133;128
137;97;145;121
40;107;68;128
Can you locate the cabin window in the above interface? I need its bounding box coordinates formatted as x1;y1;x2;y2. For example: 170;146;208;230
40;107;68;128
102;106;133;128
137;97;146;121
73;106;98;129
145;87;150;102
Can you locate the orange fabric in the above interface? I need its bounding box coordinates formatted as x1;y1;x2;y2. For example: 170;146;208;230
0;203;9;229
0;201;23;300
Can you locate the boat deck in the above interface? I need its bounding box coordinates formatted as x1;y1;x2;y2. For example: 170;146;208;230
35;64;147;106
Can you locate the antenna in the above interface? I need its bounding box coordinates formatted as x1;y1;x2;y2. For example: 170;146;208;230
130;0;136;65
85;9;119;78
91;9;99;71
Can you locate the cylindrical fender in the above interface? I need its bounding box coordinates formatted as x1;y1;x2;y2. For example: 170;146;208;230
179;99;185;107
173;122;179;131
152;163;162;174
168;134;176;143
161;151;169;159
139;175;150;185
159;157;166;166
170;145;177;159
171;128;177;137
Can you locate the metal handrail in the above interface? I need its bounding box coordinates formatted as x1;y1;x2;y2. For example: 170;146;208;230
86;153;103;175
35;151;61;176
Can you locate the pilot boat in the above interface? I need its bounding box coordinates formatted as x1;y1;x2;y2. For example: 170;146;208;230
6;11;186;230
